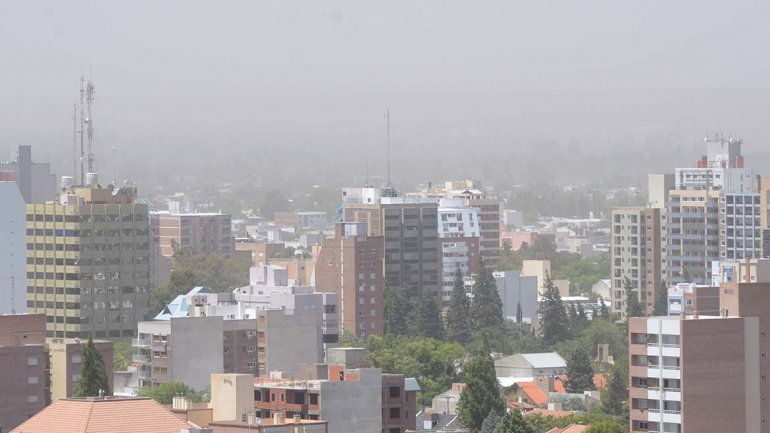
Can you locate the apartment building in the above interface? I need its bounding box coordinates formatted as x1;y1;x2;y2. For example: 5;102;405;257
721;192;762;260
314;222;385;338
25;184;151;339
610;207;663;318
150;211;234;257
629;280;770;432
666;283;719;317
408;180;500;267
0;314;47;431
253;348;418;433
437;200;480;310
665;189;721;285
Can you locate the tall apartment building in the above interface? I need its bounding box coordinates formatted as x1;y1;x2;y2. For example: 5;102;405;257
0;145;56;204
25;185;151;339
314;222;385;338
150;211;234;257
408;180;500;267
437;200;480;310
610;207;663;317
381;198;439;299
666;189;721;285
1;181;27;314
721;192;762;260
0;314;47;431
758;176;770;258
629;279;770;432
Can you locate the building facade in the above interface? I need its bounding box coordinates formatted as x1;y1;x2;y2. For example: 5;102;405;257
25;185;150;339
0;181;27;314
150;211;234;257
0;145;56;204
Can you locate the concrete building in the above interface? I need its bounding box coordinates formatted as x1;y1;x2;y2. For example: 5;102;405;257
610;207;663;318
25;184;151;339
721;192;762;260
314;222;385;339
521;260;551;294
0;145;56;204
493;271;538;323
407;180;500;267
494;353;567;378
274;212;329;230
715;258;770;284
437;200;480;310
0;181;27;314
666;283;719;317
502;210;524;229
150;211;234;257
47;337;114;402
254;348;418;433
0;314;47;431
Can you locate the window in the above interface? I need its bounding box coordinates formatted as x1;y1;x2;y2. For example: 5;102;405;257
28;376;39;385
27;357;38;366
389;407;400;418
72;354;82;364
72;374;80;382
28;395;38;403
389;386;400;398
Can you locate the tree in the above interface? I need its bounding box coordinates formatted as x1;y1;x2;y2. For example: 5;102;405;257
598;296;610;321
479;411;502;433
446;268;472;345
493;409;536;433
470;259;504;331
576;303;589;330
458;353;505;433
113;340;132;371
566;346;595;393
623;277;644;319
338;329;365;348
653;282;668;316
585;421;624;433
601;356;628;416
384;286;413;336
418;290;445;340
137;382;209;405
73;338;111;397
539;272;570;347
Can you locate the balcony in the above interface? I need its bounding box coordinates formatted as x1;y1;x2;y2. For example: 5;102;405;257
132;338;150;348
132;354;149;363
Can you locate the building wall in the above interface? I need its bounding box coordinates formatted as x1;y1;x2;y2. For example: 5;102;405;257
26;199;151;340
0;182;27;314
437;237;479;311
264;310;323;377
319;368;383;433
666;189;721;286
521;260;550;295
493;271;538;323
48;338;114;402
151;212;234;258
720;193;762;260
170;316;225;391
223;319;259;375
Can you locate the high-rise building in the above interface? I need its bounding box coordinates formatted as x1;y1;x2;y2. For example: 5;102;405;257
437;199;480;310
610;207;664;317
665;189;721;285
314;222;385;339
0;181;27;314
150;211;234;257
0;145;56;204
25;184;151;340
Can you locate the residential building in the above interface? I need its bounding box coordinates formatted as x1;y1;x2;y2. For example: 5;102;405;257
48;337;114;402
666;283;719;317
0;145;56;204
494;352;567;378
521;260;551;294
25;184;151;340
314;222;385;338
716;258;770;284
274;211;328;230
610;207;663;318
721;192;762;260
665;188;721;285
150;211;234;257
0;314;47;431
493;271;538;323
437;200;480;310
0;181;26;314
10;397;202;433
502;210;524;229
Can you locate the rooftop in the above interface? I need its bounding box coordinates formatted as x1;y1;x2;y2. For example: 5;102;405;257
520;352;567;369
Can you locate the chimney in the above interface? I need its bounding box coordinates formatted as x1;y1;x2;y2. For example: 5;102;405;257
536;375;555;393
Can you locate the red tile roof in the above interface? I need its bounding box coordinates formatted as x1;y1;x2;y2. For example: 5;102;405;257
593;373;608;389
546;425;589;433
11;397;196;433
518;382;549;406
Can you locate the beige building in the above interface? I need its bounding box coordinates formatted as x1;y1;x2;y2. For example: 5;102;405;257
610;207;663;318
47;337;114;402
25;185;151;339
521;260;551;294
150;211;234;257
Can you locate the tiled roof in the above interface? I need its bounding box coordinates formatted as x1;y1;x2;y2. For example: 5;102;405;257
546;425;589;433
593;373;608;389
11;397;196;433
154;286;211;320
518;382;549;406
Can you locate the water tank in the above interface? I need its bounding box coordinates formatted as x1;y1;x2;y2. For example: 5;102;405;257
85;172;99;186
60;176;74;189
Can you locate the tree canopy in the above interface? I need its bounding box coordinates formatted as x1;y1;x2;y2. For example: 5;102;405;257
446;268;472;345
137;381;209;405
492;409;536;433
566;346;595;393
73;338;111;397
470;259;504;331
623;277;644;319
539;272;570;347
457;353;505;433
418;289;445;340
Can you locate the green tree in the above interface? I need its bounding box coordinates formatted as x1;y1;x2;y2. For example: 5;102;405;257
576;303;589;330
384;286;413;336
493;409;536;433
113;340;132;371
479;411;502;433
446;268;472;345
539;273;570;347
470;259;504;331
585;421;624;433
598;297;610;320
338;329;365;348
623;277;644;319
601;356;628;416
653;282;668;316
566;346;595;393
418;290;445;340
458;353;505;433
137;382;209;405
73;338;111;397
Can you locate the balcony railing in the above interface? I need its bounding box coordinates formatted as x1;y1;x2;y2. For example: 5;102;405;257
132;354;149;363
132;338;150;348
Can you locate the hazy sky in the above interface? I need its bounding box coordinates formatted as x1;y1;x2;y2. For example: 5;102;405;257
2;0;770;187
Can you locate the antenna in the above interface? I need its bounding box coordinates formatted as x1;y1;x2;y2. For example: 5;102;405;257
72;104;78;180
79;76;86;185
10;275;15;315
86;79;95;173
385;109;391;187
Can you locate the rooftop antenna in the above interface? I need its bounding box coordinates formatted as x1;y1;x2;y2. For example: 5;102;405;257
385;109;391;187
72;104;78;181
86;79;95;173
10;275;15;315
79;76;86;185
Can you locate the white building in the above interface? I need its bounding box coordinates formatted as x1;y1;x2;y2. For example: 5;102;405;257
0;182;26;314
437;199;480;309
